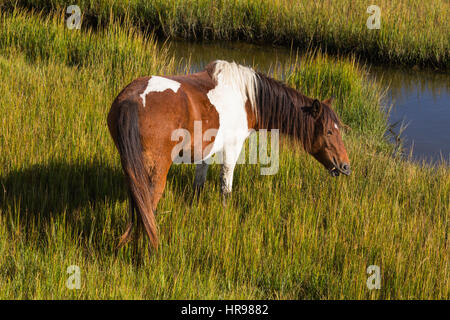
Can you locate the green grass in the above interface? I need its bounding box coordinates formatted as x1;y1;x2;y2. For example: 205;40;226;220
2;0;449;68
0;9;449;299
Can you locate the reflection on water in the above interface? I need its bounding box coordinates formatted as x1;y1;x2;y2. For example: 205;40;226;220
164;40;450;164
370;68;450;164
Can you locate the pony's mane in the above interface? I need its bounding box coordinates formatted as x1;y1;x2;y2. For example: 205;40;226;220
206;60;259;116
206;60;342;153
255;72;342;152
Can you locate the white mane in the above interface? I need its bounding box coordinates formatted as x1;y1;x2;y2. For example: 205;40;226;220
209;60;259;118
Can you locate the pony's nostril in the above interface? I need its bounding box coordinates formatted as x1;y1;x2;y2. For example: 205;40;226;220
341;163;350;172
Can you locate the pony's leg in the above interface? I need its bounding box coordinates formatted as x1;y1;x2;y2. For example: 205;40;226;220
193;161;209;192
135;158;171;251
220;163;235;196
147;157;173;213
220;144;243;204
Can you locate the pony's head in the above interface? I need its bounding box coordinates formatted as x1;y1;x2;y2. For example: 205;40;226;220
301;98;351;177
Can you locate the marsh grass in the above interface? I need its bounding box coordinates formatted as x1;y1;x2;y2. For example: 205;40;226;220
2;0;449;68
0;9;448;299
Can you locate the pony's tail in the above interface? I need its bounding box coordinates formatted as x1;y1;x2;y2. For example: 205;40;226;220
115;99;158;250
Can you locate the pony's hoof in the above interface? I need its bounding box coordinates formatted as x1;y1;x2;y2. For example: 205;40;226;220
222;192;231;206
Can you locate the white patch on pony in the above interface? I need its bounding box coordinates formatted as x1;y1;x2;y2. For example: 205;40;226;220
140;76;181;107
203;61;256;162
334;122;339;129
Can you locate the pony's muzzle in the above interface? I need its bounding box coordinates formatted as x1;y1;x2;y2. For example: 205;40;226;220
340;163;351;176
329;163;351;176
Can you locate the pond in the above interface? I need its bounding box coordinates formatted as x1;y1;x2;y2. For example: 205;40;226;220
163;40;450;164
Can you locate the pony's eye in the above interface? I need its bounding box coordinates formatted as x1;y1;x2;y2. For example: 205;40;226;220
327;130;333;135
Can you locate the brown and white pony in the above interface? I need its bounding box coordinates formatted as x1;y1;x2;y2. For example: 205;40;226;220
107;60;351;249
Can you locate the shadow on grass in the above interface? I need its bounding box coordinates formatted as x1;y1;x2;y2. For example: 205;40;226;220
1;161;124;219
0;160;197;252
0;161;129;249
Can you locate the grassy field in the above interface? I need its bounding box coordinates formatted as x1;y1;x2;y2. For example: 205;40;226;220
0;8;449;299
2;0;449;69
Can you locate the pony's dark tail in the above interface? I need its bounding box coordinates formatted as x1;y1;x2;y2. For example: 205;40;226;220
115;99;158;249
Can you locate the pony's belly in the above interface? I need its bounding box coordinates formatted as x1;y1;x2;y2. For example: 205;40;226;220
199;130;251;163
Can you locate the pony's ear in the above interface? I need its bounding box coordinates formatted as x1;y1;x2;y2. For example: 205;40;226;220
322;97;334;105
301;99;322;119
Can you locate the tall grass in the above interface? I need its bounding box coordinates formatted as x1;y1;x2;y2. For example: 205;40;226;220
2;0;449;68
0;9;448;299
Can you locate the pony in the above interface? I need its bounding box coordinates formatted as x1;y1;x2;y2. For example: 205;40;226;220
107;60;351;249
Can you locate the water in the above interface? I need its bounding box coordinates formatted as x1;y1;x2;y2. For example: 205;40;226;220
371;67;450;163
164;40;450;164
